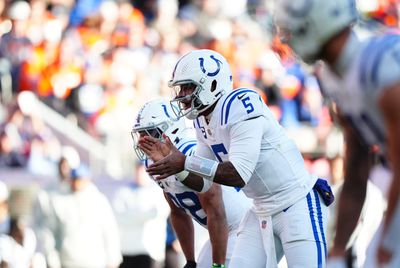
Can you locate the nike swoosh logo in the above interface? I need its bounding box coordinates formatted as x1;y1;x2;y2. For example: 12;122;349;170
237;93;246;100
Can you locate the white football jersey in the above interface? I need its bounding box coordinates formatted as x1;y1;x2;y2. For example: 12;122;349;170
193;88;317;216
318;32;400;153
145;129;251;231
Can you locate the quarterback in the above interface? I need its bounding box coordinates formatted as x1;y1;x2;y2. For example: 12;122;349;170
132;99;252;268
142;50;333;267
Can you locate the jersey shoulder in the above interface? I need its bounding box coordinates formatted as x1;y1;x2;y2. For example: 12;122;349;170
175;136;197;156
358;34;400;91
218;88;266;127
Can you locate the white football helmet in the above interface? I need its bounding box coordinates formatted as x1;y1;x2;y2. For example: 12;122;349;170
274;0;358;63
131;99;187;160
169;49;233;119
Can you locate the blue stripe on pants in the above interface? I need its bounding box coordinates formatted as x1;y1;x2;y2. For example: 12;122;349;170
307;192;322;268
314;189;327;258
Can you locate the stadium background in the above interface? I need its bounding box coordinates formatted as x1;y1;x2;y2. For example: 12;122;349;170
0;0;398;267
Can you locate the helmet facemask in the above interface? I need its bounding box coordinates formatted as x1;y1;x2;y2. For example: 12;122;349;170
170;81;207;120
131;99;187;161
131;121;169;161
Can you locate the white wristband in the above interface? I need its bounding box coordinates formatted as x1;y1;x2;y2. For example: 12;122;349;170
184;155;218;181
175;170;189;182
200;179;213;193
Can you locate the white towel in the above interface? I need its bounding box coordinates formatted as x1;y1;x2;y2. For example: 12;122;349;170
258;215;278;268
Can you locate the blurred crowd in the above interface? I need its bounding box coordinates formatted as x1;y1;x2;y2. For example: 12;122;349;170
0;0;399;177
0;0;398;267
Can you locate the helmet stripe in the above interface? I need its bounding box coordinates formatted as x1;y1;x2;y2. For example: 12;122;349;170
162;104;171;118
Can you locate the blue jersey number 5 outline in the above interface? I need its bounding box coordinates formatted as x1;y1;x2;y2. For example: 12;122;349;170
241;96;254;114
211;143;242;191
211;143;228;162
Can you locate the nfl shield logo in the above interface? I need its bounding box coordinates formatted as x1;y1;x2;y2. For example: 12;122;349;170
261;220;267;229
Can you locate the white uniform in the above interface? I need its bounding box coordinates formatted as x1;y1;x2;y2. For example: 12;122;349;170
145;129;251;268
318;32;400;153
193;88;329;268
318;31;400;268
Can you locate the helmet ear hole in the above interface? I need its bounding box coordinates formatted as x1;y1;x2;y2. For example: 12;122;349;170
211;80;217;92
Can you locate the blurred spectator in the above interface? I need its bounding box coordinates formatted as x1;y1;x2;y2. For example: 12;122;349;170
31;146;80;268
112;162;169;268
0;0;372;182
0;105;31;168
0;0;339;180
48;165;122;268
69;0;103;27
164;216;183;268
0;92;62;173
358;0;399;27
0;181;37;268
255;49;284;104
0;180;9;234
0;1;32;92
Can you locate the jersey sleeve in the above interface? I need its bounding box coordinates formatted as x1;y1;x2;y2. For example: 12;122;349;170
228;116;264;184
219;88;266;128
193;138;217;160
360;35;400;93
376;38;400;90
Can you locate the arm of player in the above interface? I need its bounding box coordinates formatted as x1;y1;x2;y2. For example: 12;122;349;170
329;109;371;258
146;118;264;189
198;184;228;265
377;83;400;263
140;135;211;191
164;193;196;264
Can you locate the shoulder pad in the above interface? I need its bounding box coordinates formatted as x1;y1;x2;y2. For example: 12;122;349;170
359;35;400;91
176;139;197;156
219;88;265;126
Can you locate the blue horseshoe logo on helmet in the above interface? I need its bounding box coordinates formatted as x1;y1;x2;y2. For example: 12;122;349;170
199;55;222;77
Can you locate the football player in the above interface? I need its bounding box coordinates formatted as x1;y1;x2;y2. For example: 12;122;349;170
274;0;400;267
131;99;252;268
142;50;333;267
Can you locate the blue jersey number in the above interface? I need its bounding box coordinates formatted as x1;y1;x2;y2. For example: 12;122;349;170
167;192;207;226
210;143;242;191
241;96;254;114
211;143;228;162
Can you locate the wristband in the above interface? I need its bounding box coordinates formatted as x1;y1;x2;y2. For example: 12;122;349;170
175;170;189;182
199;178;213;193
212;263;226;268
184;155;218;181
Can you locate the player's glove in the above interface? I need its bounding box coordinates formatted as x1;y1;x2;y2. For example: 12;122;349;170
183;260;197;268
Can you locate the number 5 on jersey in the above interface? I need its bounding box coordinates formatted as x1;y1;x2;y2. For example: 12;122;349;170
211;143;228;162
